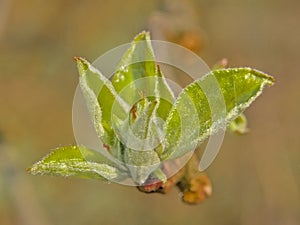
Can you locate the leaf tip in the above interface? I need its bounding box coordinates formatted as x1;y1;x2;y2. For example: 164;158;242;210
250;68;275;86
26;166;32;174
74;56;89;76
26;163;40;176
73;56;80;62
134;30;151;41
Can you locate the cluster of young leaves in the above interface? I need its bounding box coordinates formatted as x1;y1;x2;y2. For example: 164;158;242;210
27;32;274;186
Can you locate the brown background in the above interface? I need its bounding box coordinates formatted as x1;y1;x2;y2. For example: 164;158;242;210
0;0;299;225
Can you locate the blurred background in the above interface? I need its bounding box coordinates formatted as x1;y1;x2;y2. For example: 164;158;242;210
0;0;299;224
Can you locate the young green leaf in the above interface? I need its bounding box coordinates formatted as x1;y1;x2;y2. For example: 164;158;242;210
107;32;175;183
112;31;156;101
75;57;128;146
162;68;274;159
27;146;128;181
111;31;174;121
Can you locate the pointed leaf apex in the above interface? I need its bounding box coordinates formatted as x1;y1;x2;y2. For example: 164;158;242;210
251;68;275;85
215;67;275;86
73;56;80;61
74;56;89;76
133;31;151;42
26;166;33;174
